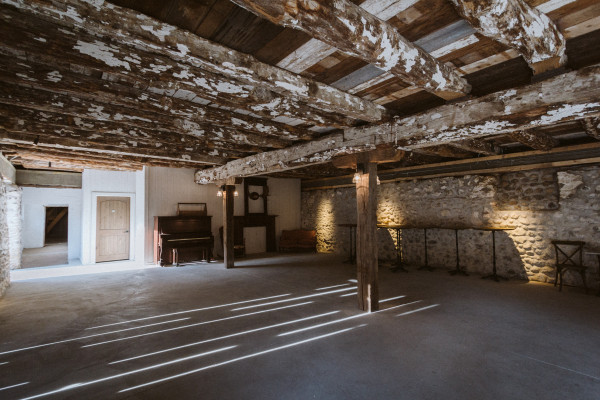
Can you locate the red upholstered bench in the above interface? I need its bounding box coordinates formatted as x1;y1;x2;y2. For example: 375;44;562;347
279;230;317;252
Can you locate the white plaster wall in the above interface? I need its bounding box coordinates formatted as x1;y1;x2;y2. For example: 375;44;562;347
146;168;301;261
21;187;82;261
81;169;145;265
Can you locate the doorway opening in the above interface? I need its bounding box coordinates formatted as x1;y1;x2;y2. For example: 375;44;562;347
22;206;69;268
45;207;68;246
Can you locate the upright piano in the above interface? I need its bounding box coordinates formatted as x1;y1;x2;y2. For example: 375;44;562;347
153;216;214;266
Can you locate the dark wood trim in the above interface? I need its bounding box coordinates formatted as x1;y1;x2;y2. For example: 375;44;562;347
223;185;235;269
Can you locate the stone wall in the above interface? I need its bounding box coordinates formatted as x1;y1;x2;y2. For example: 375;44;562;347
6;183;22;270
302;166;600;288
0;180;10;296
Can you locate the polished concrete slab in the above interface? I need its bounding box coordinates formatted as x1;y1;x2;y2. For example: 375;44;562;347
0;253;599;399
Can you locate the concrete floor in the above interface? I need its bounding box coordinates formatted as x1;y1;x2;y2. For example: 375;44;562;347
21;242;68;268
0;253;599;400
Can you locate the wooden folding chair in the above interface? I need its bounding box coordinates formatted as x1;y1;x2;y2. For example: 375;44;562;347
551;240;588;293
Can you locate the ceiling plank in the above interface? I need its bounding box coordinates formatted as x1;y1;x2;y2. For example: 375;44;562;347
195;63;600;183
3;0;384;123
229;0;471;99
449;0;567;74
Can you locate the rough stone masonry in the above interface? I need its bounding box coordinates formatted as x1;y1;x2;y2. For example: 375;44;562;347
0;179;10;296
302;165;600;289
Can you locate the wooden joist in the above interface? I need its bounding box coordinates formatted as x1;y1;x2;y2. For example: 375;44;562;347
450;0;567;74
0;61;317;141
196;64;600;183
0;10;354;130
507;130;559;151
1;0;384;123
230;0;471;100
583;117;600;140
449;139;499;156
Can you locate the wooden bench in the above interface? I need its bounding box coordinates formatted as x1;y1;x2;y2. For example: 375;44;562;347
279;230;317;252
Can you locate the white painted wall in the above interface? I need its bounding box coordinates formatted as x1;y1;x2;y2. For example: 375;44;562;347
146;167;301;262
81;169;145;265
21;187;82;261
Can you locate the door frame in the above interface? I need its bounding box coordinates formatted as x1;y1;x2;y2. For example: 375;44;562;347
91;192;135;263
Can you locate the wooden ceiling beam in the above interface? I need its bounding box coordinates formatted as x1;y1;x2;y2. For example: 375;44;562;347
0;11;354;130
411;145;474;159
2;0;384;123
0;130;225;166
1;103;292;153
0;64;314;142
507;130;559;150
229;0;471;100
449;139;500;156
0;145;188;171
331;146;405;169
196;64;600;183
450;0;567;74
582;117;600;140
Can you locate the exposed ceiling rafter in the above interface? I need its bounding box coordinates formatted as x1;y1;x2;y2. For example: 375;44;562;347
229;0;471;100
2;0;384;123
449;0;567;74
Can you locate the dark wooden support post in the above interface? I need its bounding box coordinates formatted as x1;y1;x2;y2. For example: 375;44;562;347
355;162;379;312
223;184;235;269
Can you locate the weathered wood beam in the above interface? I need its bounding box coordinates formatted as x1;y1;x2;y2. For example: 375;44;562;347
0;11;353;130
450;0;567;74
196;64;600;183
411;145;475;159
332;146;405;169
0;130;224;166
582;117;600;140
507;130;559;150
230;0;470;100
355;162;378;312
1;103;290;154
2;0;384;122
1;144;203;170
0;60;316;141
449;139;499;156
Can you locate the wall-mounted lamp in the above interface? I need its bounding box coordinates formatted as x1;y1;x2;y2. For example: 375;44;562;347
217;186;239;197
377;176;381;185
352;172;360;183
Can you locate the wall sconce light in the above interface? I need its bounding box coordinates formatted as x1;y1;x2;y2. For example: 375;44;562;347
217;186;239;197
352;172;360;183
377;176;381;185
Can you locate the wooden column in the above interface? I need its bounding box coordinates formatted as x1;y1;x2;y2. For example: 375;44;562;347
355;162;379;312
223;185;235;269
